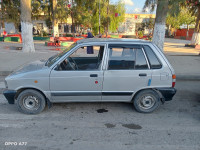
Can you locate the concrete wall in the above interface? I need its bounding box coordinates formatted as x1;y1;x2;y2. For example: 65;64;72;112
5;22;16;34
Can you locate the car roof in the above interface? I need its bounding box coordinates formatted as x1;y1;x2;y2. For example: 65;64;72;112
77;38;152;44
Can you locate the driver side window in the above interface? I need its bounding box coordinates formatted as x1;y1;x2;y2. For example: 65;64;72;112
57;45;105;71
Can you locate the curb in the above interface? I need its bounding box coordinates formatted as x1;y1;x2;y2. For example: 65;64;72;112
0;88;5;94
176;75;200;81
0;71;12;76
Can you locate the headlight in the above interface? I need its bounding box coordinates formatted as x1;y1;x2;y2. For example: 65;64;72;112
4;80;8;88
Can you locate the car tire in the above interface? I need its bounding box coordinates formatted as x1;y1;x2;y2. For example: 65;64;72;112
17;89;46;114
133;89;161;113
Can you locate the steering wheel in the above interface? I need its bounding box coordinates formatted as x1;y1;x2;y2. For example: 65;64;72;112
67;57;78;70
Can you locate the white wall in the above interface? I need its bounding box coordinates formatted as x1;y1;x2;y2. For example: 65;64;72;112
5;22;16;34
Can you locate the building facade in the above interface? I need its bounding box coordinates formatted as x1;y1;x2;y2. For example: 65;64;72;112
118;14;155;35
2;13;155;36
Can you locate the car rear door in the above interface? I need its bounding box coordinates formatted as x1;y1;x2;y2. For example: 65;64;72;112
102;44;152;102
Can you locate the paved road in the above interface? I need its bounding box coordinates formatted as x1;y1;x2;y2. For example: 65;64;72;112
0;80;199;150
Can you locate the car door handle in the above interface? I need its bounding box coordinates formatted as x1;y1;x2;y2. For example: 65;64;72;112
90;74;98;77
139;73;147;77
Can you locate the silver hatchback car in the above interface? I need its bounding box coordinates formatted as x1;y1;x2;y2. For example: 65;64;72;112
3;38;176;114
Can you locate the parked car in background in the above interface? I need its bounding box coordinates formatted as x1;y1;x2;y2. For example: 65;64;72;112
3;38;176;114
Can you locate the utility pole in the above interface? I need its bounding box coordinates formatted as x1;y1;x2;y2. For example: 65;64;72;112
106;0;109;38
71;0;74;37
99;0;101;34
0;0;2;33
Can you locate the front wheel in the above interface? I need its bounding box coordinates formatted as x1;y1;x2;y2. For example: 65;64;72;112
17;89;46;114
133;89;161;113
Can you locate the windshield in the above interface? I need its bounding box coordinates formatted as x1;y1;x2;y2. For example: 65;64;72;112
45;43;77;67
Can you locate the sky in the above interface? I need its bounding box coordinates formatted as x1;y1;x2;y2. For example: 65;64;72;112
110;0;155;14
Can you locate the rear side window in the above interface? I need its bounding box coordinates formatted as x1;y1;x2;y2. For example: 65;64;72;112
135;49;148;69
108;45;148;70
143;45;162;69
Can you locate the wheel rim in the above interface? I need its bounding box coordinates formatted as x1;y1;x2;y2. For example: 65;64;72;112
23;95;40;110
138;95;156;110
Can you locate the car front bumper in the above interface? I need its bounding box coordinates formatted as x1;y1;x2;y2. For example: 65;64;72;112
3;90;17;104
157;88;177;101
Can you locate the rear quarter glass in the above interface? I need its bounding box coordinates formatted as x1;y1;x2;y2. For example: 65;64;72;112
151;43;175;75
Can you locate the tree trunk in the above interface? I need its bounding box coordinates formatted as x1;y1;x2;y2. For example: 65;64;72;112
152;0;169;51
53;0;59;37
186;24;189;38
191;5;200;45
20;0;35;52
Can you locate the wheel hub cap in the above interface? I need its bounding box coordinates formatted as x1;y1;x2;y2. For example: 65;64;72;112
23;96;39;110
139;95;155;110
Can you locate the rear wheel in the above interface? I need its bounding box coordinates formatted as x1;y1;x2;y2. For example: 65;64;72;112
133;89;161;113
17;89;46;114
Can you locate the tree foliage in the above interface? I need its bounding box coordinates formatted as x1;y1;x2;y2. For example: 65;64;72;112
73;0;125;35
179;6;195;27
1;0;20;28
1;0;125;35
166;14;181;29
184;0;200;33
144;0;200;32
109;1;125;33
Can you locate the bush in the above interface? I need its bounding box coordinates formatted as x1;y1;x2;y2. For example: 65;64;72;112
42;31;48;37
138;31;143;38
65;34;73;37
39;31;48;37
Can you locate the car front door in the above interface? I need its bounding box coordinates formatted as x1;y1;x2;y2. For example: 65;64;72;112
50;44;106;102
102;44;152;102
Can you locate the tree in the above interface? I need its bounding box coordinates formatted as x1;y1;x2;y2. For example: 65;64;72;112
144;0;169;51
109;0;125;33
20;0;35;52
32;0;43;20
52;0;58;37
1;0;20;30
73;0;125;35
178;6;195;38
31;0;70;37
185;0;200;45
166;6;195;37
145;17;154;33
166;14;181;36
143;0;186;50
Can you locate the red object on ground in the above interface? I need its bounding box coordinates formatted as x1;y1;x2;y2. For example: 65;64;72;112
6;34;22;43
59;37;73;41
50;37;73;41
3;31;7;36
47;42;61;46
81;35;88;38
73;38;83;42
